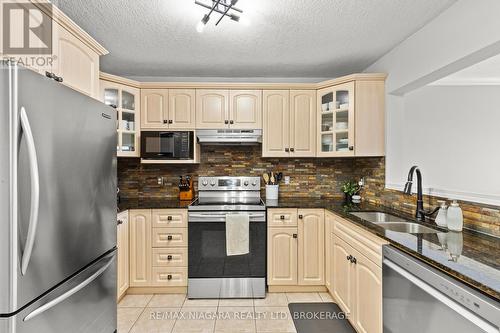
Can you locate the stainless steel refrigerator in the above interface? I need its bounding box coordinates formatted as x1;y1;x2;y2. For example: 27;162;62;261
0;62;117;333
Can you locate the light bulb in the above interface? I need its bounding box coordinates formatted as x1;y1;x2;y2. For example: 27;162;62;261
196;21;206;33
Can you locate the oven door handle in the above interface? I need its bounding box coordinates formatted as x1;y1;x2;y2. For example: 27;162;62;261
189;213;265;219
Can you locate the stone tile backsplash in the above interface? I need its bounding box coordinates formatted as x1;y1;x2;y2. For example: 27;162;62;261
117;146;500;236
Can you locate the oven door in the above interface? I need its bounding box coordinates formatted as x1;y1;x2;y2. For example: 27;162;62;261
188;211;266;279
141;131;193;159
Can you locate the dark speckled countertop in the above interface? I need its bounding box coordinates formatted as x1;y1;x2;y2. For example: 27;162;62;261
118;196;500;301
267;197;500;302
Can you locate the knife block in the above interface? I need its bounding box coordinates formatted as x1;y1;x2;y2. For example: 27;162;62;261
179;178;194;201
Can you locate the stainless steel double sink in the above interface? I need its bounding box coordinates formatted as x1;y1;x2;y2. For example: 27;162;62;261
349;212;442;234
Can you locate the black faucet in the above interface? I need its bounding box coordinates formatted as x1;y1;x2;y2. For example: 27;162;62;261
404;166;440;222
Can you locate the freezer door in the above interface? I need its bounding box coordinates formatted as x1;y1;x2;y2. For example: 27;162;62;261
0;251;117;333
0;65;117;314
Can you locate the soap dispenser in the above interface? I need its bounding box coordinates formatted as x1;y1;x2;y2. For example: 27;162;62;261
434;200;448;228
447;200;464;231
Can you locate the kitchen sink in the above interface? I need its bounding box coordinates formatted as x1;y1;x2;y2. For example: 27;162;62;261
375;222;439;233
350;212;408;223
350;211;442;234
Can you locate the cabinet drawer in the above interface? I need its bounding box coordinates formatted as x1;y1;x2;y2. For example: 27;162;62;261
152;228;188;248
268;209;298;227
151;267;187;287
152;248;188;267
152;209;187;228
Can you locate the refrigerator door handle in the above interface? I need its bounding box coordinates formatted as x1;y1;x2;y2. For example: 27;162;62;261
19;106;40;276
23;253;116;322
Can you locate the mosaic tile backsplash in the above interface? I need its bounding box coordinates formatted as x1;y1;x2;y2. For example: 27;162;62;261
117;146;500;236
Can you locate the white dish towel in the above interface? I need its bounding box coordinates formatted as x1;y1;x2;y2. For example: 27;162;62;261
225;214;250;256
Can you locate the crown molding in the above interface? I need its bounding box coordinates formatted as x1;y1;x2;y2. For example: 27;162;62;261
30;0;108;56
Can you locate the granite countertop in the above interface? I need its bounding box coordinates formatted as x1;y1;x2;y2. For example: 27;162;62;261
268;197;500;302
118;198;192;212
118;196;500;301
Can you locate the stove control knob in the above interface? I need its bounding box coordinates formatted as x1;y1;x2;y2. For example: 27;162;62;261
210;181;216;186
251;181;257;187
244;181;249;186
202;180;208;186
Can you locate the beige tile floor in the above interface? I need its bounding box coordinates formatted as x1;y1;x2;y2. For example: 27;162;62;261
118;292;332;333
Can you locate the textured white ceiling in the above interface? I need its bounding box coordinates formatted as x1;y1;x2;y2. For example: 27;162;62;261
54;0;456;79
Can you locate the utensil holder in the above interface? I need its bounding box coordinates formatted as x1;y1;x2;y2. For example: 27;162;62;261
266;185;279;200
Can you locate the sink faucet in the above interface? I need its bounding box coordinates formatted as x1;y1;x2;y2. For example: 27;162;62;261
404;166;440;222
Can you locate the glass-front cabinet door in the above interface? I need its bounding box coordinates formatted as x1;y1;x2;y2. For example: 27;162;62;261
317;82;355;157
100;80;140;157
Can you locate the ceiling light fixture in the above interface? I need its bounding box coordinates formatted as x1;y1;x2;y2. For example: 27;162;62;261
194;0;244;32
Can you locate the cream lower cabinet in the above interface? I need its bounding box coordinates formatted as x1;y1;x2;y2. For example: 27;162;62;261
129;209;188;289
117;211;129;300
331;213;387;333
263;90;316;157
129;210;152;287
267;208;324;287
324;210;335;291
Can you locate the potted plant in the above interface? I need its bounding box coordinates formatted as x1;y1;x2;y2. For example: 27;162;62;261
341;181;360;204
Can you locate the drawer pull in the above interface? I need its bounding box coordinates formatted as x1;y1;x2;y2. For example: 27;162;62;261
280;215;285;220
167;235;173;240
293;233;298;239
167;216;172;221
298;214;303;219
167;274;172;280
167;255;173;261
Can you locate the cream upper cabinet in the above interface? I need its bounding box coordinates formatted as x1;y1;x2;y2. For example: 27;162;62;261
297;209;324;285
267;227;298;286
129;210;152;287
100;80;140;157
317;80;385;157
141;89;169;129
229;90;262;129
169;89;196;129
290;90;317;157
325;211;335;291
332;235;355;315
117;211;129;300
353;248;383;333
196;90;229;129
52;23;100;98
262;90;290;157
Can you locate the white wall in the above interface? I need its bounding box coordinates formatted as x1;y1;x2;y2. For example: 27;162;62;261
364;0;500;205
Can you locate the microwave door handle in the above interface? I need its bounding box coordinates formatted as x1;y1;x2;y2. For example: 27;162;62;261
19;107;40;276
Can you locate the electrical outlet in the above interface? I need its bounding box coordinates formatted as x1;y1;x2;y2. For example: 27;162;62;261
157;177;164;185
284;176;290;185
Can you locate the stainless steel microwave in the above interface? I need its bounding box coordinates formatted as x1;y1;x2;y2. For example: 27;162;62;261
141;131;194;160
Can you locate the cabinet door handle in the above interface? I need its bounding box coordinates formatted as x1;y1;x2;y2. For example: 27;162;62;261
347;255;352;262
351;257;357;264
349;146;354;151
224;120;229;124
280;215;285;220
117;220;123;225
290;148;295;152
298;214;303;219
163;120;168;124
167;255;173;261
167;274;172;280
293;234;298;239
285;148;290;152
167;235;173;240
168;120;173;124
229;120;234;124
167;216;172;221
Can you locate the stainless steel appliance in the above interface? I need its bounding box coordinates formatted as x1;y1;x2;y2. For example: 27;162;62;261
0;63;117;333
196;129;262;145
383;246;500;333
188;176;266;299
141;130;194;160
